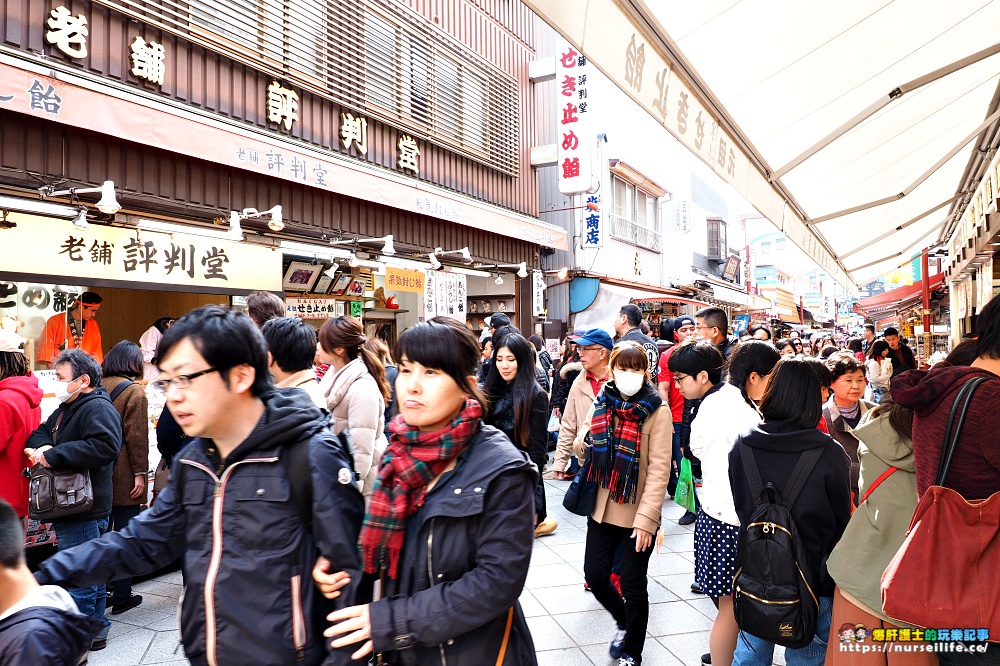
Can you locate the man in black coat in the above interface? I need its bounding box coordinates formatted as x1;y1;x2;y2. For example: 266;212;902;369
25;348;121;652
882;326;917;377
35;306;364;665
615;303;659;372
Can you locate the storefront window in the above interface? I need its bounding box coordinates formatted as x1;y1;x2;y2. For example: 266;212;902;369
0;282;83;370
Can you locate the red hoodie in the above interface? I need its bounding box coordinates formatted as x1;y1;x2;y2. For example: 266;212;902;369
0;375;42;517
892;363;1000;501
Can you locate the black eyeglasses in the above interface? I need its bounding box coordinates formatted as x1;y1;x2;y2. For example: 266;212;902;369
152;367;218;393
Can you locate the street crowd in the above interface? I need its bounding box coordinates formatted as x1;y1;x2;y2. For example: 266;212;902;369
0;289;998;666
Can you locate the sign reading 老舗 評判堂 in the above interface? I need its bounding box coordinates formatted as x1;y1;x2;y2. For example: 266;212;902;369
0;212;282;291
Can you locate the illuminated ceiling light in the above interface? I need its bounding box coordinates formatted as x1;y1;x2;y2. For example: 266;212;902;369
494;272;504;285
71;208;89;229
95;180;121;214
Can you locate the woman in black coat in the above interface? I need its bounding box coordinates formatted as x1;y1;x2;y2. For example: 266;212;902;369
317;317;538;665
486;332;555;537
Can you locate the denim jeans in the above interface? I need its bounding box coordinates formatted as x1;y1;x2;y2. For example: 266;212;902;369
109;505;142;605
733;595;833;666
54;517;111;637
584;517;655;663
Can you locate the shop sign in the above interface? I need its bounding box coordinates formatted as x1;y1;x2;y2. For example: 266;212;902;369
285;297;343;319
1;212;281;291
556;40;596;195
533;269;546;317
385;267;425;293
580;194;604;249
978;256;994;314
349;301;363;318
721;256;740;282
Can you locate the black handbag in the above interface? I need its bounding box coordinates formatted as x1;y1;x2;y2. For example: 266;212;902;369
562;452;598;517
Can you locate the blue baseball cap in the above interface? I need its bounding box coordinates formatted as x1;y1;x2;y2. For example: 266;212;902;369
573;328;613;350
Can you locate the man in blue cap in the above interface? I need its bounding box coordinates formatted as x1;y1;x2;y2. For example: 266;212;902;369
546;328;613;480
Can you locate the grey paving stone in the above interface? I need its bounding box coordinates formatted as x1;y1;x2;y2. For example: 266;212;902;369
646;600;715;636
530;545;565;566
139;629;185;664
531;583;605;615
547;542;587;564
552;609;620;646
525;561;588;589
526;614;577;651
656;630;712;665
89;627;154;666
519;589;547;618
653;573;704;601
646;551;696;576
535;646;594;665
580;636;682;665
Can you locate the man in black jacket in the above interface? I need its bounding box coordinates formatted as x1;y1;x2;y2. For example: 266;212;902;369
35;306;365;665
615;303;659;372
882;326;917;377
25;348;121;651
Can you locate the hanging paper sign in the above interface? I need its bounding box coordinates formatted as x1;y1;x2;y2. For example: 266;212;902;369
385;267;425;293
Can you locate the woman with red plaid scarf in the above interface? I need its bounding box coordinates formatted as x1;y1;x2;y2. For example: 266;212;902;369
576;341;672;666
316;316;539;665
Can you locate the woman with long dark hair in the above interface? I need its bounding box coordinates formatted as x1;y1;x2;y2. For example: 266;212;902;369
318;317;539;665
485;332;555;537
318;316;391;499
865;340;892;404
688;340;779;666
577;341;671;666
100;341;149;614
728;359;853;665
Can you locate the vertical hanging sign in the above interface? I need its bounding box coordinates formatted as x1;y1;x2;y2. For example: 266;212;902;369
556;40;596;195
533;270;546;317
423;270;437;320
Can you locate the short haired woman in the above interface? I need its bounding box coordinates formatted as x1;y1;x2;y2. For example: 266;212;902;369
823;352;875;504
318;317;540;665
577;341;672;666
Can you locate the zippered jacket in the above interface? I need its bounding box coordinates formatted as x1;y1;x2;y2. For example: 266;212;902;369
368;425;538;666
35;388;365;666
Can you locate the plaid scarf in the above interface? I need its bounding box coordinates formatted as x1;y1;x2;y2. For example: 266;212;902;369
359;399;482;578
588;383;661;504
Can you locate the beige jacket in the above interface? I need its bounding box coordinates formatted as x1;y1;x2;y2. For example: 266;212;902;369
574;400;673;534
276;369;327;410
319;358;387;497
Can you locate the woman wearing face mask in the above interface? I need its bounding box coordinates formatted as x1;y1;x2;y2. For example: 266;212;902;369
687;340;780;666
574;341;671;666
485;332;556;537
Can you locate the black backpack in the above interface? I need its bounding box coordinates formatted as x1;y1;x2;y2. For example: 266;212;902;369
732;440;823;649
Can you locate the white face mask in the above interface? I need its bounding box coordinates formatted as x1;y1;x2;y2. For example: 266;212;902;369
614;370;644;398
53;378;83;404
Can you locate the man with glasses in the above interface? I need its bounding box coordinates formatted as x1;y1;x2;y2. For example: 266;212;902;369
35;306;365;665
614;304;659;372
546;328;613;481
39;292;105;367
694;307;736;366
25;348;122;654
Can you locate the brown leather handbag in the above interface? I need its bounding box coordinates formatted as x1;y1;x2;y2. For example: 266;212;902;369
27;465;93;520
881;376;1000;637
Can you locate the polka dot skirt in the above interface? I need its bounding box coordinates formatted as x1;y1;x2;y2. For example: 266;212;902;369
694;509;740;598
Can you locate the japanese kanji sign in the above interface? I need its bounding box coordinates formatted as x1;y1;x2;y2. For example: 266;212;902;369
555;39;596;196
581;194;604;249
267;81;299;131
130;37;166;85
46;6;88;60
285;298;343;319
2;212;281;291
385;267;425;293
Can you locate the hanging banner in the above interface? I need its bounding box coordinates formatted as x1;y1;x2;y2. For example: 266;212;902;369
556;39;597;195
0;212;281;291
284;297;342;319
455;273;467;321
422;270;437;320
533;269;547;316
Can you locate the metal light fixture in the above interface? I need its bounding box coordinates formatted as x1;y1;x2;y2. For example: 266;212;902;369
39;180;122;216
434;246;473;264
71;208;89;229
428;252;443;269
486;261;529;279
228;205;283;237
331;234;395;256
349;252;360;267
494;272;504;285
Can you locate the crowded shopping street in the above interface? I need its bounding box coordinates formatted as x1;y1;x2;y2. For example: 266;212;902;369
2;1;1000;666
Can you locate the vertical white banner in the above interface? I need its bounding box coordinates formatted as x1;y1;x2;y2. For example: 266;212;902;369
556;39;596;195
436;270;448;321
580;193;604;249
533;269;546;317
455;273;467;321
423;270;437;320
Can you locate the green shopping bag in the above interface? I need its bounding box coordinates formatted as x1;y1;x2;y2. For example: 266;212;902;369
674;457;696;513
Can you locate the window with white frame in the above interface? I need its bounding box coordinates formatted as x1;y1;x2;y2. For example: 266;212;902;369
612;174;659;229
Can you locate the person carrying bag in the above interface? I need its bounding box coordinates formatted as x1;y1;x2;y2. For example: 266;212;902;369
881;375;1000;640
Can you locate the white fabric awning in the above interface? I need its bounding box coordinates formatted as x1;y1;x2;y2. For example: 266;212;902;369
524;0;1000;288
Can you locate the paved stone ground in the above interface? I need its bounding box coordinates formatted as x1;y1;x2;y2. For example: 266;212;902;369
90;474;787;665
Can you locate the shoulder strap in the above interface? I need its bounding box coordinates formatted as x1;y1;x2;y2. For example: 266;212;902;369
781;446;825;510
861;466;898;504
285;438;314;533
109;379;135;403
738;439;766;506
936;376;987;487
